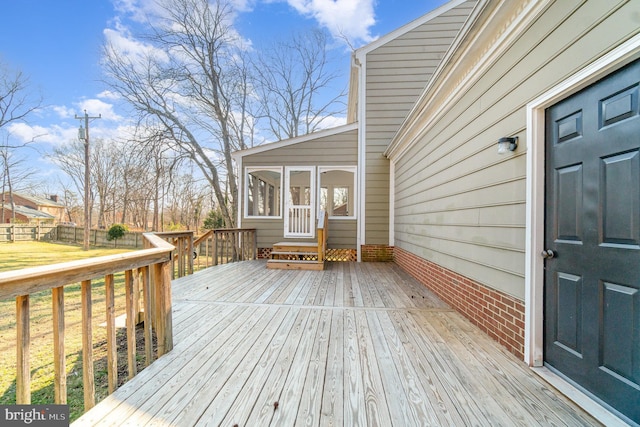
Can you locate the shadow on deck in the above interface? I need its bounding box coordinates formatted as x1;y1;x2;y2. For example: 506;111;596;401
73;260;599;426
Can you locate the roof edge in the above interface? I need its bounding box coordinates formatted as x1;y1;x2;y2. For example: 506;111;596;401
355;0;470;59
233;122;359;159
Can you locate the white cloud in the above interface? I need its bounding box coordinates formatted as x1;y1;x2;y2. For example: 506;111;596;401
76;98;123;122
97;90;121;100
285;0;376;44
51;105;75;119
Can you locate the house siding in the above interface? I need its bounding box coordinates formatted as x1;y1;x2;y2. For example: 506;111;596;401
392;0;640;305
362;1;477;246
240;129;358;249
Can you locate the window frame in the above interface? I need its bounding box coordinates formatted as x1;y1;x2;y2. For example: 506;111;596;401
244;166;283;219
318;166;357;220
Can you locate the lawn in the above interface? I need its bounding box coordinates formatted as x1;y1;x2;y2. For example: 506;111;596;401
0;241;138;421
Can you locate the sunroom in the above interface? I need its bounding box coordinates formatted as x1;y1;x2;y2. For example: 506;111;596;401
233;123;359;265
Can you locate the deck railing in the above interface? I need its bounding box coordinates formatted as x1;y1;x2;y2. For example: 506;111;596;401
193;228;257;268
154;231;194;278
0;233;175;409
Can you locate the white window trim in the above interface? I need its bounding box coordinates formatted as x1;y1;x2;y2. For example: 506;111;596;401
318;166;358;220
244;166;283;219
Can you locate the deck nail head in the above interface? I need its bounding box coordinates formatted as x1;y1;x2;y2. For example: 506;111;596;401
274;401;279;410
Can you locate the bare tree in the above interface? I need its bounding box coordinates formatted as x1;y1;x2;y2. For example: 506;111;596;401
102;0;252;228
0;61;43;223
0;61;42;131
252;28;346;140
49;140;95;227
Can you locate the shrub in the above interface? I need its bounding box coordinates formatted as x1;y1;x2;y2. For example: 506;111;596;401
107;224;128;241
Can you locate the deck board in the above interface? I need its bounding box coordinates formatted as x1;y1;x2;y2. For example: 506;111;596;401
73;261;600;427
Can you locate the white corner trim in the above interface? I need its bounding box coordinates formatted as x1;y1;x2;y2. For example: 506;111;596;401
357;50;366;262
389;160;395;247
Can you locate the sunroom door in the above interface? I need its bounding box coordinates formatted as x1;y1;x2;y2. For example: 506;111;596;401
284;167;315;238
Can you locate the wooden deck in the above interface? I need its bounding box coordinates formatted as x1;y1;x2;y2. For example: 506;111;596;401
73;261;599;426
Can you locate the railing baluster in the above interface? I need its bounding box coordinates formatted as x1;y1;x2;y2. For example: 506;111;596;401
125;270;137;379
105;274;117;394
81;279;95;410
16;294;30;404
52;286;66;403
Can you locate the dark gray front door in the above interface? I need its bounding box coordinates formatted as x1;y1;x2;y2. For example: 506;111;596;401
544;58;640;425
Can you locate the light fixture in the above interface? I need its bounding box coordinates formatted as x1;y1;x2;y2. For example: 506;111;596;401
497;136;518;154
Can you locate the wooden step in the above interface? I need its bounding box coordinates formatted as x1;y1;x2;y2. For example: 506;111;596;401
266;259;325;271
272;242;318;253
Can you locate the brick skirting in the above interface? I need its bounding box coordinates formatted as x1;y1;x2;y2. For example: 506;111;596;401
361;244;394;262
394;247;525;359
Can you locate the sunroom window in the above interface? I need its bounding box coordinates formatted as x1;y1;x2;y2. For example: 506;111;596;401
319;167;356;218
245;167;282;217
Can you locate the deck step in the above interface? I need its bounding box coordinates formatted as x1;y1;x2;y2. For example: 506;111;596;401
266;259;325;271
271;251;318;257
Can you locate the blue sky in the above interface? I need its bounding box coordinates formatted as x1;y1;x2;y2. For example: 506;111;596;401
0;0;447;190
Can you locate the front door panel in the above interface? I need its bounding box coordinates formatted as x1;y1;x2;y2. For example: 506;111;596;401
544;58;640;424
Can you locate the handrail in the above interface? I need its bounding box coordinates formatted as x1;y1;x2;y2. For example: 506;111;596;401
193;228;257;268
0;234;173;300
193;229;213;247
0;232;175;410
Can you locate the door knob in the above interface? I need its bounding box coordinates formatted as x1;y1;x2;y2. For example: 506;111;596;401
541;249;556;259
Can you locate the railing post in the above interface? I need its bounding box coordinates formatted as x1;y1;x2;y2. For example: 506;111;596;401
213;231;219;266
188;233;194;275
81;280;95;410
253;230;257;260
52;286;66;403
105;274;117;394
16;295;30;404
154;261;173;356
141;266;153;367
125;270;137;379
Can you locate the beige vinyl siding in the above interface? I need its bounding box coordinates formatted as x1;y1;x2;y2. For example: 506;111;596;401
392;0;640;299
241;129;357;249
363;1;476;245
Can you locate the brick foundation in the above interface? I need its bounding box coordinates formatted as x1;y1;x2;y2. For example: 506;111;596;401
361;244;394;262
394;247;525;359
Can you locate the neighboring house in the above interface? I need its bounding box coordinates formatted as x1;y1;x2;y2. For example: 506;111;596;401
234;0;640;424
0;205;56;223
1;192;65;223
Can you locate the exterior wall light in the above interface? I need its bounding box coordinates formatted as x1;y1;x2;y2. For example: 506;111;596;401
497;136;518;154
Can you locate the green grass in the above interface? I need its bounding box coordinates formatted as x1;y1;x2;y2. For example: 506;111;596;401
0;241;135;421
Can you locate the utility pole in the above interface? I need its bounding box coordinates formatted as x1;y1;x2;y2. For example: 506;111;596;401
75;110;101;251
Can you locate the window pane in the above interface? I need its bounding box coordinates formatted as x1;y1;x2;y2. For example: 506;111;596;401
333;187;349;216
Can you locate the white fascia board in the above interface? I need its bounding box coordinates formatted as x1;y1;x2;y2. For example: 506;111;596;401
232;123;358;159
354;0;470;59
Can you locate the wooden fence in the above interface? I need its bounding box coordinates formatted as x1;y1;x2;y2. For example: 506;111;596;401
0;233;175;408
55;226;145;249
0;224;57;243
